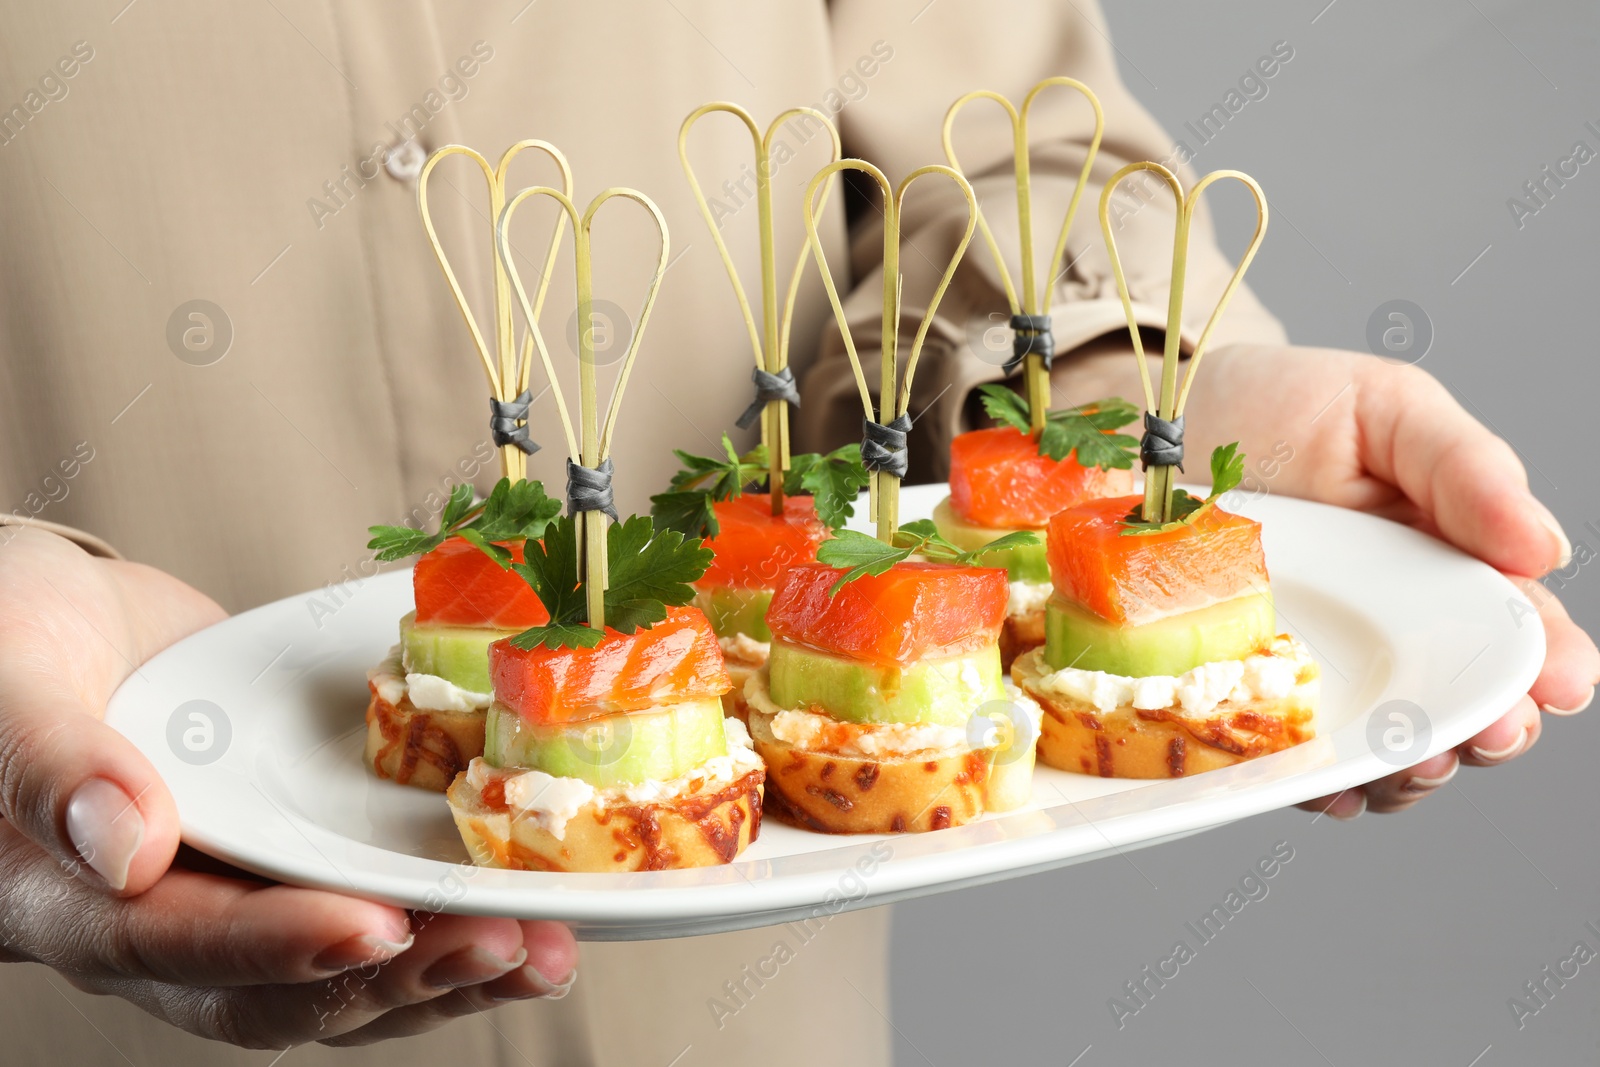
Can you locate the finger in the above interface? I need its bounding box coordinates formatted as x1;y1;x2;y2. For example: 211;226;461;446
190;914;528;1048
1512;578;1600;715
1362;751;1460;814
0;532;224;896
0;684;182;894
0;820;412;987
1298;788;1366;820
1458;696;1541;767
321;924;576;1048
1361;363;1566;577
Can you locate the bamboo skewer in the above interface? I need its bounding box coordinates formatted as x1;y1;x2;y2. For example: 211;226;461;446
679;104;842;514
1097;163;1268;524
802;161;978;544
942;79;1105;434
497;184;669;631
416;142;573;480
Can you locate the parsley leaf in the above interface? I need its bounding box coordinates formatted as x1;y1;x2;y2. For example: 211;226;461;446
1209;441;1245;499
975;386;1139;470
815;531;909;592
511;622;604;651
603;515;713;633
653;437;867;536
784;443;870;529
666;434;769;499
816;521;1040;594
1039;398;1141;468
1119;442;1247;535
476;478;563;543
648;490;720;541
366;478;560;565
510;516;587;633
366;525;442;561
651;434;769;538
507;513;713;649
976;384;1031;433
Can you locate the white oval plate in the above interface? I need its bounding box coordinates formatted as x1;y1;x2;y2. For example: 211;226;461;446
104;484;1543;940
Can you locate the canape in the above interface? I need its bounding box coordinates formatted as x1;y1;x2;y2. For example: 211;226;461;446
446;605;765;871
365;536;549;791
1011;489;1319;779
694;493;829;721
653;438;867;722
935;389;1137;671
745;557;1038;833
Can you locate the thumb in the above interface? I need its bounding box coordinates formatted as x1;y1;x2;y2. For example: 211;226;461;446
0;531;225;896
2;672;184;896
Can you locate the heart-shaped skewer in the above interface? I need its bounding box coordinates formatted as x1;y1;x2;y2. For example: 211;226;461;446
679;103;842;509
416;141;573;479
496;184;669;628
1097;162;1268;524
943;78;1104;430
803;160;978;542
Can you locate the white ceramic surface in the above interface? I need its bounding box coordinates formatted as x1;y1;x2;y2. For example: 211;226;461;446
104;484;1544;940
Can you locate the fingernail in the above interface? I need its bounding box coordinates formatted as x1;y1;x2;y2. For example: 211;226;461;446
1542;687;1594;717
1328;790;1367;821
1402;763;1459;795
1470;727;1528;763
65;779;145;891
422;946;526;990
313;933;414;975
1531;501;1572;570
490;965;578;1002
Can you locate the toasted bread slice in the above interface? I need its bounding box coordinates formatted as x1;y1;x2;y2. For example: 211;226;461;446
365;687;484;793
716;633;769;724
446;763;763;872
743;665;1036;834
1013;647;1318;778
999;608;1046;672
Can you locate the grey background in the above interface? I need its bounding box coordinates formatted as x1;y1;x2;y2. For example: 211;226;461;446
891;1;1600;1064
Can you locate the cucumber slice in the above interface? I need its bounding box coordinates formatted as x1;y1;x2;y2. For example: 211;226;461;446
1044;593;1275;678
767;640;1004;726
484;698;728;787
695;585;774;641
399;611;514;693
932;498;1050;583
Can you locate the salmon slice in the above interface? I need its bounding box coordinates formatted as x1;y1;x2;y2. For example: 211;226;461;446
491;606;731;724
1046;496;1268;625
948;427;1134;530
414;537;549;629
765;561;1008;666
698;494;828;591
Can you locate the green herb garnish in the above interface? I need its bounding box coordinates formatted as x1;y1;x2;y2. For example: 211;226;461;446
508;514;713;649
1119;442;1245;535
650;433;870;537
815;519;1040;595
366;478;562;567
977;384;1140;469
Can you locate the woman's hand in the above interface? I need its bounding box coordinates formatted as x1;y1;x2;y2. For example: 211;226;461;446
1172;343;1596;815
1059;340;1600;816
0;528;577;1047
